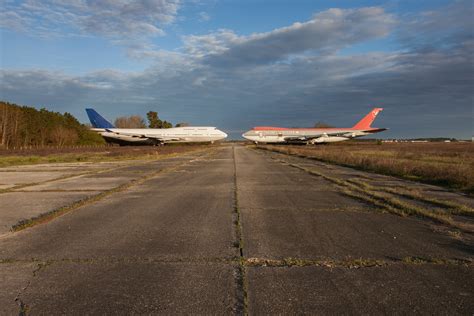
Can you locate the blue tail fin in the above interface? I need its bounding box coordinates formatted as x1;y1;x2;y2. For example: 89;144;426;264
85;108;114;128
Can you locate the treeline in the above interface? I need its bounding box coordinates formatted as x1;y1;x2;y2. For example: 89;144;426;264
0;101;105;148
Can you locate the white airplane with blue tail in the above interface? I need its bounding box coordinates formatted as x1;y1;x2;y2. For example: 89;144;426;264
86;108;227;145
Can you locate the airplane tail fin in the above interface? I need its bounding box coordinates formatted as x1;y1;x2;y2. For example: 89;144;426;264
85;108;114;128
352;108;383;130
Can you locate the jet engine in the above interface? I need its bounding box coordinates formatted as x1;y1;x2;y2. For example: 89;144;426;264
310;136;349;144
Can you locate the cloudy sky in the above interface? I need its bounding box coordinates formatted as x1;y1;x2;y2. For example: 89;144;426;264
0;0;473;139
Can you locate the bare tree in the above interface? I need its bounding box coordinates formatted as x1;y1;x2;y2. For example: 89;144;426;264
0;103;23;147
0;103;9;146
114;115;147;128
51;126;79;146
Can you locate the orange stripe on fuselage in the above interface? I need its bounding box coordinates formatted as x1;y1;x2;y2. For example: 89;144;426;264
252;127;361;131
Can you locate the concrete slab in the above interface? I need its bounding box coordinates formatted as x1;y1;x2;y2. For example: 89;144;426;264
0;162;117;172
0;150;236;260
17;262;238;314
0;191;100;234
0;171;72;185
137;148;235;191
0;184;15;190
241;208;473;260
237;171;319;186
19;176;132;191
239;187;365;210
236;147;366;210
248;264;474;315
0;262;38;315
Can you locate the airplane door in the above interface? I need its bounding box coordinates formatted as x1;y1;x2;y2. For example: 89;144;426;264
258;132;263;138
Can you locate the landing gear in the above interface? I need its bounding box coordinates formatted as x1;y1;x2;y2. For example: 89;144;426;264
152;141;165;146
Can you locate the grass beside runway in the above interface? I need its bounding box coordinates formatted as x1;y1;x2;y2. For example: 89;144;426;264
0;144;217;168
256;142;474;194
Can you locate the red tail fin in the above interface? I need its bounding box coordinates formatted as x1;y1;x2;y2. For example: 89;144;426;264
352;108;383;130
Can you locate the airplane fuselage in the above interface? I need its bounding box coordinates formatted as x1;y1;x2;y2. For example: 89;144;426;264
92;127;227;145
242;108;387;144
242;127;379;144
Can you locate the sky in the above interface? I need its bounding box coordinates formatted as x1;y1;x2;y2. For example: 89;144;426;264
0;0;473;139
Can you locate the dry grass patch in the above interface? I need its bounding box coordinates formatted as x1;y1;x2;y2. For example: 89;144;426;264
244;257;387;268
348;179;474;217
0;144;215;168
279;160;473;232
244;257;471;268
259;143;474;194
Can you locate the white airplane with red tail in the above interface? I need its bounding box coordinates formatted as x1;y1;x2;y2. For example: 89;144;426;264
242;108;386;144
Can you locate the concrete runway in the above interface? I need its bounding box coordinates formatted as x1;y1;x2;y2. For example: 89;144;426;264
0;145;473;314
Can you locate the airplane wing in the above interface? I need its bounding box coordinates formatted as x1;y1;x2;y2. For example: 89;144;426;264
283;131;352;142
283;128;388;142
105;129;185;142
363;128;388;133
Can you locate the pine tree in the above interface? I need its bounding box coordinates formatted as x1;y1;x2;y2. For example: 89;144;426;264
147;111;163;128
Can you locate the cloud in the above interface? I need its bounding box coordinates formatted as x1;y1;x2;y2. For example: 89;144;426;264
398;0;473;50
0;0;181;40
183;29;240;58
198;11;210;22
182;7;395;67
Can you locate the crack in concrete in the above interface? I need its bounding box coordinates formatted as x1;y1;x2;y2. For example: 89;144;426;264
1;256;470;268
244;257;473;268
232;146;248;315
13;190;102;193
14;261;51;315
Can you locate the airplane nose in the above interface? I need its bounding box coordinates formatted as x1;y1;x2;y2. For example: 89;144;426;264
221;131;228;139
